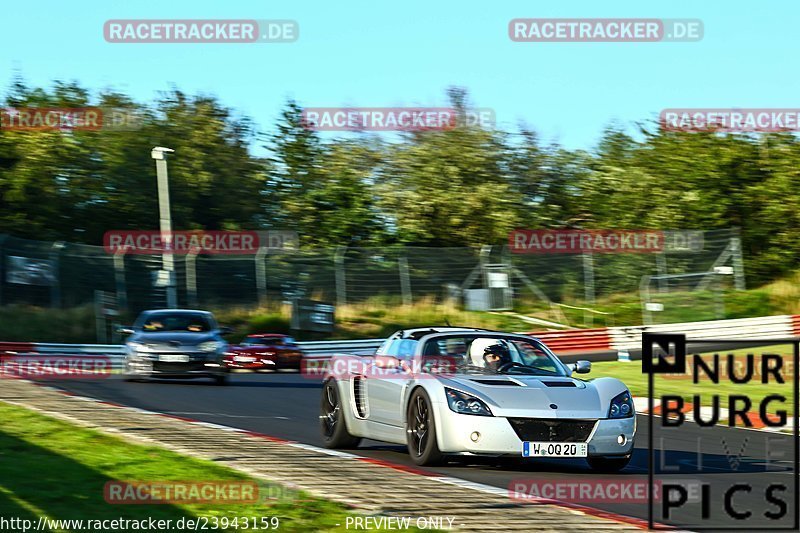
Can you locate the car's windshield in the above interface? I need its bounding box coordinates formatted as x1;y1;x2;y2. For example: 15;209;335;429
136;313;212;333
420;335;566;376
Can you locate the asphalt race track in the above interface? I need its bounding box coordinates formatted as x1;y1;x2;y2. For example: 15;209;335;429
40;372;797;528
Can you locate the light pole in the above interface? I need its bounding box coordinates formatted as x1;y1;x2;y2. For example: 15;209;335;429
151;146;177;308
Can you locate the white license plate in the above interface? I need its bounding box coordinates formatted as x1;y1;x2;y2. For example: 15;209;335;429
159;354;190;363
234;356;256;362
522;442;588;458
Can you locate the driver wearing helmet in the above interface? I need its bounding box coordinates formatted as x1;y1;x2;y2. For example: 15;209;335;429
482;343;512;372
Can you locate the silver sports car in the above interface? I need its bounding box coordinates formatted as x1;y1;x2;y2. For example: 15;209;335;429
319;327;635;471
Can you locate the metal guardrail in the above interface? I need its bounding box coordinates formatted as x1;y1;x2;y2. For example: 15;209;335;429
296;339;384;356
1;339;386;369
609;315;795;350
35;343;127;355
5;314;799;369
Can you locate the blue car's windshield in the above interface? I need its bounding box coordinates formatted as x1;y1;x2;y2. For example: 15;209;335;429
136;313;213;333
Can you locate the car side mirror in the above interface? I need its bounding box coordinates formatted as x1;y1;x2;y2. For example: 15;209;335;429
219;326;233;335
572;360;591;374
117;326;135;335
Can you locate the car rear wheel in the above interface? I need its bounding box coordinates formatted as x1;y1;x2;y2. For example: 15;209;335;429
214;373;228;386
587;454;631;472
320;379;361;448
406;389;443;466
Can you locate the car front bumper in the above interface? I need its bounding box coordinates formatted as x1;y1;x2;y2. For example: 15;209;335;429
126;354;227;378
436;410;636;457
224;355;302;370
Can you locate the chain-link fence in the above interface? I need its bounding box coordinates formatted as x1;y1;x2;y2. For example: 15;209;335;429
0;229;745;324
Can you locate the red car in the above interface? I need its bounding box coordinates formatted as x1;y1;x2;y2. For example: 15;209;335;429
224;334;303;371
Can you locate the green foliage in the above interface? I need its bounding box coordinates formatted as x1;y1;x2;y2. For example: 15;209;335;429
3;80;800;286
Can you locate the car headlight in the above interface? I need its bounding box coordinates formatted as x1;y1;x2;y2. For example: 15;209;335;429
445;388;493;416
608;390;634;419
127;342;145;353
197;341;223;353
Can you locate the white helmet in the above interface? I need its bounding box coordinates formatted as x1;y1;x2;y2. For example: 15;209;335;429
469;338;499;367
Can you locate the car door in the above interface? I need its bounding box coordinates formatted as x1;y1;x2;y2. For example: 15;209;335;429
365;339;416;428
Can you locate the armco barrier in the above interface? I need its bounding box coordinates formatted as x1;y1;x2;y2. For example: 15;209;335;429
0;339;384;369
296;339;383;356
609;315;796;351
529;314;800;357
0;342;36;355
5;315;800;369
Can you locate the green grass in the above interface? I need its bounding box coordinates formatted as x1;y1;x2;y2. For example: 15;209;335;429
0;402;419;532
515;287;776;329
590;344;795;418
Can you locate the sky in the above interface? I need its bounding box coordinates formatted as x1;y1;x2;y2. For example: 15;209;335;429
1;0;796;151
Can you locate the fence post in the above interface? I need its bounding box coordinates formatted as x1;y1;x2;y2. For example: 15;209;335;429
656;252;668;293
731;236;746;290
186;250;199;307
335;246;347;306
113;250;128;310
640;275;652;325
255;246;268;307
399;256;412;305
0;234;6;306
94;290;106;343
582;251;595;327
51;241;64;308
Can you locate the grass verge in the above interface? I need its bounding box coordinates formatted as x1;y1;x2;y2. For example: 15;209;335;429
0;402;416;532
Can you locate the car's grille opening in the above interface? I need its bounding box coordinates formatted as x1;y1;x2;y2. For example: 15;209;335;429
152;362;208;372
353;377;368;418
542;381;577;387
507;418;597;442
469;379;521;386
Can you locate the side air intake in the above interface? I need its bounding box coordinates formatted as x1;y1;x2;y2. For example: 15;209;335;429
352;376;368;418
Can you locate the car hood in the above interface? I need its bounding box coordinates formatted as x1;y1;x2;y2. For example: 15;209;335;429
128;331;218;346
435;374;624;418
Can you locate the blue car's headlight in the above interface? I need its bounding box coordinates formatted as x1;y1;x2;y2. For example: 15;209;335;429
608;391;634;418
445;388;493;416
197;341;224;353
127;342;146;353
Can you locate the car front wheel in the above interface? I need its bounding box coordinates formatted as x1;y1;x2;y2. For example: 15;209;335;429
406;388;442;466
320;379;361;448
